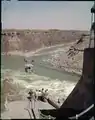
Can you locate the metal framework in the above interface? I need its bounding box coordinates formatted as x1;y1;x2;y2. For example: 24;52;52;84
89;2;95;48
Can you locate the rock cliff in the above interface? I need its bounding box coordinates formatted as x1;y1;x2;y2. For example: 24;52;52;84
1;29;88;53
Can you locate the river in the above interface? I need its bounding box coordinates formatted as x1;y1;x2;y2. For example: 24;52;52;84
1;46;80;112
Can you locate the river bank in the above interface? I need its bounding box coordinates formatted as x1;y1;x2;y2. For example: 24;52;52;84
1;41;82;76
1;43;66;56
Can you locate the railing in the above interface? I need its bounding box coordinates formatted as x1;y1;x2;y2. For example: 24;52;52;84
69;104;94;120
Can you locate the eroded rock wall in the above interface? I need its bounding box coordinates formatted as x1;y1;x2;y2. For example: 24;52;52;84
1;29;88;53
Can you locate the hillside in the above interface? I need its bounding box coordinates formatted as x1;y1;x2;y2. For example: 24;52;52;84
1;29;88;53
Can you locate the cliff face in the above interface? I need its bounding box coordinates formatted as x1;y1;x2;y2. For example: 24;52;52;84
1;29;88;53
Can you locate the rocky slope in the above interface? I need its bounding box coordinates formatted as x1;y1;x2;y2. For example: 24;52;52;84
1;29;88;53
42;35;92;75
